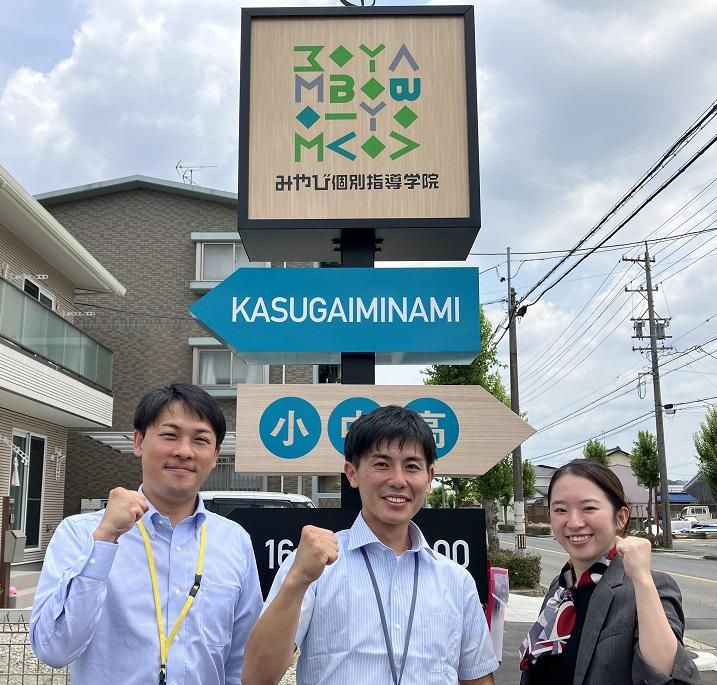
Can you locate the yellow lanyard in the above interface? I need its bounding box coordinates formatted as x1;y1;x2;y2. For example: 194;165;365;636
137;519;207;685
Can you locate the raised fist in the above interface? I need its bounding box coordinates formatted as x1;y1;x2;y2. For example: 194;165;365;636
93;488;149;543
287;525;339;587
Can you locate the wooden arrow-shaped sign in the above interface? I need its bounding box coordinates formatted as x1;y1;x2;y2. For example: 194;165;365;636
234;384;535;476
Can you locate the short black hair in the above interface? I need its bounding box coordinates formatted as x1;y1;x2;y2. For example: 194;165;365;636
344;405;437;466
133;383;226;446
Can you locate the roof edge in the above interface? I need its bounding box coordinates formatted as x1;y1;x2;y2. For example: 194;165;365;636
35;174;238;207
0;165;126;295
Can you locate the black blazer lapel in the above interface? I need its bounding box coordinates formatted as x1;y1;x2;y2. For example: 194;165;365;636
573;558;626;685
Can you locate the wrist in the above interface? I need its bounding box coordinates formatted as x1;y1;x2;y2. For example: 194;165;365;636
631;572;655;590
93;524;121;544
284;568;314;593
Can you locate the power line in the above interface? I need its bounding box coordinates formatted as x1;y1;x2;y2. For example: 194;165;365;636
518;99;717;306
522;130;717;309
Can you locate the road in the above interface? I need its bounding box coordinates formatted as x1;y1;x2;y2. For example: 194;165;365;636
498;533;717;649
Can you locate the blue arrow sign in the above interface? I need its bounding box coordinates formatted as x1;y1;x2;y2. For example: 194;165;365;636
189;267;479;365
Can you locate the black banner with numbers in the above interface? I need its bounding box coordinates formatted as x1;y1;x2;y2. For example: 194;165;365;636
224;508;488;602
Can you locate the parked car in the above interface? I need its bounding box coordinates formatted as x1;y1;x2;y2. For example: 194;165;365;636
201;490;315;519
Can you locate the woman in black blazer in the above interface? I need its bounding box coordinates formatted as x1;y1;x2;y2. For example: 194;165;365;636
519;459;701;685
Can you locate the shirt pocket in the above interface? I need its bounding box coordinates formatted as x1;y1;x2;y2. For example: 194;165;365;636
199;580;239;647
414;611;459;674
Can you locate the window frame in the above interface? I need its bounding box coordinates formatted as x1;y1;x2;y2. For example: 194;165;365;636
22;277;55;311
9;429;47;551
192;347;268;387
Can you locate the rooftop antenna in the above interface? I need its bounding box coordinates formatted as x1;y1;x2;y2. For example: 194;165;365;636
175;160;218;185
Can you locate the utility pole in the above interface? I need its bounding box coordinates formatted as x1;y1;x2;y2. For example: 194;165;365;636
507;247;526;554
623;244;672;548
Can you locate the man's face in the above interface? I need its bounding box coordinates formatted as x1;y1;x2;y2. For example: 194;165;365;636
133;401;219;509
344;438;434;534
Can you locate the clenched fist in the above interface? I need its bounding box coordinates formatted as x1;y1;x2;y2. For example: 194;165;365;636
615;535;653;585
93;488;149;543
287;525;339;588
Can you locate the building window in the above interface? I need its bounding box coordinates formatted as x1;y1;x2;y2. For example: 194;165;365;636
9;431;45;549
198;242;251;281
196;349;265;386
23;278;54;310
318;365;341;383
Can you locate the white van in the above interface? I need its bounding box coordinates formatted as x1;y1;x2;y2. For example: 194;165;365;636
201;490;315;519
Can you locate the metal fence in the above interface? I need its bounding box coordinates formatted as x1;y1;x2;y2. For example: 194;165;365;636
0;611;68;683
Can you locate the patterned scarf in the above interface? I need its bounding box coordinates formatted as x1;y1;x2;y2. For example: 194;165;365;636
519;547;617;670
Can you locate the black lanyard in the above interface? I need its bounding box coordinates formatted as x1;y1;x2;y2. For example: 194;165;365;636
360;547;419;685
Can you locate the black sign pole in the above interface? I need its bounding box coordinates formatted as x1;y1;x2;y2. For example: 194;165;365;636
339;228;376;508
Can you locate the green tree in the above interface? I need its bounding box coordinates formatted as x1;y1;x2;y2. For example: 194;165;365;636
630;430;660;530
583;438;609;466
423;307;512;551
523;461;537;500
427;485;455;509
694;406;717;500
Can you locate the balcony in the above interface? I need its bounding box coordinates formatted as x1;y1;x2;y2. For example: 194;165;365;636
0;277;112;391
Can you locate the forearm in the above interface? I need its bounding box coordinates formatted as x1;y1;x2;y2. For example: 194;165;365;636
30;575;108;667
634;575;678;676
242;575;310;685
31;536;117;668
461;675;495;685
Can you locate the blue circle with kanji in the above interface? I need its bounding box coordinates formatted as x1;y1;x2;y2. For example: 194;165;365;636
328;397;381;455
405;397;459;459
259;397;322;459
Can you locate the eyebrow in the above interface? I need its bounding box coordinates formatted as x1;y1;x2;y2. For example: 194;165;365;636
368;452;423;462
158;422;212;434
550;498;601;506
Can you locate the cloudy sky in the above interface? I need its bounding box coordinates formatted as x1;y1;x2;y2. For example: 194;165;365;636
2;0;717;480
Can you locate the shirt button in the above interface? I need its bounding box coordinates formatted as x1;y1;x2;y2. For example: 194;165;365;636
174;635;179;642
175;545;181;552
78;555;86;561
175;588;181;596
394;624;401;630
89;559;96;565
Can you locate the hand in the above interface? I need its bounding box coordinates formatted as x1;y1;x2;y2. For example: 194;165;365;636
615;535;653;584
93;488;149;543
286;525;339;587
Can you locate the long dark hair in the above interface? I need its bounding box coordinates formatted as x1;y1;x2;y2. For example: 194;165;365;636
548;459;629;533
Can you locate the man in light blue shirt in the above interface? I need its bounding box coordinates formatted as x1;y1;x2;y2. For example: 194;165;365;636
243;405;498;685
31;383;262;685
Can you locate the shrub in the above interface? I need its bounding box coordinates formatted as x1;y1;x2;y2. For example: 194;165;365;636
497;522;514;532
526;522;552;536
489;549;542;588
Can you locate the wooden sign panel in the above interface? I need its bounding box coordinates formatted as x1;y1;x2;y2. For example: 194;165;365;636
235;384;535;476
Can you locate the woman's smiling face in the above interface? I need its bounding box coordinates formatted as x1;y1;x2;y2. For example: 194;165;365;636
549;473;629;576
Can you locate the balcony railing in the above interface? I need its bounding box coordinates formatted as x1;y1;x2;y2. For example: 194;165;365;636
0;278;112;391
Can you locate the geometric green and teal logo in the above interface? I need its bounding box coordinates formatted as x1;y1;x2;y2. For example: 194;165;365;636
292;43;422;162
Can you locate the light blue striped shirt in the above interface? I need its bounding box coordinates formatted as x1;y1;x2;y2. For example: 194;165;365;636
265;513;499;684
30;495;262;685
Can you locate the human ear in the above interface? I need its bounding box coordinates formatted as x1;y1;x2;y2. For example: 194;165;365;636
132;430;144;459
344;460;359;488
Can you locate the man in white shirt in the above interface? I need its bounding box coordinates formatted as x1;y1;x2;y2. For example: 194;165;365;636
243;404;498;685
31;383;262;685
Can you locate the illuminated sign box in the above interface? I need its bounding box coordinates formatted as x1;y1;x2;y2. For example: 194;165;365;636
238;6;481;262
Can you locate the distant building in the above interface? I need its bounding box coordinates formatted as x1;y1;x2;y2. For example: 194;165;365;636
684;473;716;508
605;446;631;468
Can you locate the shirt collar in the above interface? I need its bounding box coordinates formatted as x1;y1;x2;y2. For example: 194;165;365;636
137;485;207;538
347;511;435;557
